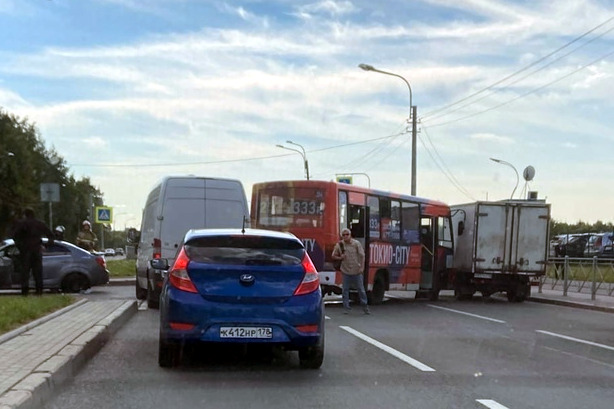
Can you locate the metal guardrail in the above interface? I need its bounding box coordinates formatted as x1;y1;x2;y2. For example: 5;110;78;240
540;256;614;299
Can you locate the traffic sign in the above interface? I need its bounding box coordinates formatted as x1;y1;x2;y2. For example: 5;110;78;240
95;206;113;224
336;176;353;185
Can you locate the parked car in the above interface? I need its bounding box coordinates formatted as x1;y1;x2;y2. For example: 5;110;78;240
584;233;614;258
104;248;116;257
0;239;109;293
154;228;324;369
556;234;591;257
115;247;124;256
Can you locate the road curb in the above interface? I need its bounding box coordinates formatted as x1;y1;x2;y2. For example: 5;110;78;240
528;296;614;313
1;300;137;409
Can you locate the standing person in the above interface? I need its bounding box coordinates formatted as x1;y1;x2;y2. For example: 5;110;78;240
332;228;370;315
76;220;98;252
11;208;55;296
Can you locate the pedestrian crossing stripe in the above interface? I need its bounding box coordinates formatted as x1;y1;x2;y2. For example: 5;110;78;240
95;206;113;223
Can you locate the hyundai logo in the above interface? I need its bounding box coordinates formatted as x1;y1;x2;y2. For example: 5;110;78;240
239;274;255;286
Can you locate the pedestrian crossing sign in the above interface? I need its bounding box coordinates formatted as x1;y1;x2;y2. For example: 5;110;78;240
95;206;113;224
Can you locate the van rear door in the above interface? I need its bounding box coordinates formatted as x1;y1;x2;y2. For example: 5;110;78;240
160;178;207;258
204;179;249;228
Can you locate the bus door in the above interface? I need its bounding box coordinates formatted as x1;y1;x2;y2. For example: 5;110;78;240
348;204;369;284
420;217;436;289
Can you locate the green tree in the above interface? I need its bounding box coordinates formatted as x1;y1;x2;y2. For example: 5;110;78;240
0;108;104;240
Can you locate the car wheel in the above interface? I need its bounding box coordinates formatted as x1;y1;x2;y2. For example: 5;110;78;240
158;337;181;368
147;280;160;309
299;341;324;369
61;273;89;293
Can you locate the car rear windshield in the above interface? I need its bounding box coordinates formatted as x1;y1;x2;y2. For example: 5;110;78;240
184;235;304;266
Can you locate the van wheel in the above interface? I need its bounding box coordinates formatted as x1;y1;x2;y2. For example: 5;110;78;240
135;282;147;300
61;273;89;293
147;280;160;309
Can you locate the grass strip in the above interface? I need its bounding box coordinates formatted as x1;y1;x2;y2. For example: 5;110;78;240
0;294;75;335
106;258;135;278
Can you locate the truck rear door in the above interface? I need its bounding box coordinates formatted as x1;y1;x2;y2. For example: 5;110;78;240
511;205;549;274
474;203;508;272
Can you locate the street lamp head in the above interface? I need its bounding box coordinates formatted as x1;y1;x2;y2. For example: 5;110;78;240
489;157;502;164
286;140;293;144
275;144;284;149
358;63;375;71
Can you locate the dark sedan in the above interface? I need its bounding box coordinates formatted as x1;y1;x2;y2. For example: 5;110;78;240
0;239;109;293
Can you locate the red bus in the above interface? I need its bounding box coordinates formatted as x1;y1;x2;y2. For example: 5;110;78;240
251;180;454;304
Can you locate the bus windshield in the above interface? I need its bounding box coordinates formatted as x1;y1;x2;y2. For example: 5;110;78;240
256;187;326;228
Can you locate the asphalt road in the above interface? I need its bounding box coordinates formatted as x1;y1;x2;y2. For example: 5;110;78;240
41;286;614;409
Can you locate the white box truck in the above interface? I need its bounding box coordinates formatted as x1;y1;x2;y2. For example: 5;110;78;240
135;176;250;308
450;199;550;302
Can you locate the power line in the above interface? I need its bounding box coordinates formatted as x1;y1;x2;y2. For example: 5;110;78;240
426;46;614;129
69;132;405;168
420;126;476;200
421;16;614;121
423;22;614;124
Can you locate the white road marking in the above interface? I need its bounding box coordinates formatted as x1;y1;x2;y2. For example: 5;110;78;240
536;330;614;352
427;304;506;323
476;399;510;409
340;326;436;372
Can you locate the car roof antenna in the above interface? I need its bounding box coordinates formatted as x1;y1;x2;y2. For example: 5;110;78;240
242;216;247;234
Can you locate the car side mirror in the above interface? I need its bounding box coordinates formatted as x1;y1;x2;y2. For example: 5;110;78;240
457;221;465;236
150;258;169;270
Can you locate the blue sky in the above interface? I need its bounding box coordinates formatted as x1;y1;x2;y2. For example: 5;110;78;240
1;0;614;228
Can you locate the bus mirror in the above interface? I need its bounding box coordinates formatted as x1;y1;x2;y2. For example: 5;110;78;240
458;221;465;236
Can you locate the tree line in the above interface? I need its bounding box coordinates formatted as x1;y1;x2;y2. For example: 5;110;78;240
1;108;104;243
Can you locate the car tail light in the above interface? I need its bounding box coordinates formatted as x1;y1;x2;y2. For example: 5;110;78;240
295;324;319;333
170;322;196;331
294;252;320;296
95;256;106;269
169;247;198;293
153;238;161;259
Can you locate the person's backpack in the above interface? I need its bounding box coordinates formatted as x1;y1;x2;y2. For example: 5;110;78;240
333;241;345;270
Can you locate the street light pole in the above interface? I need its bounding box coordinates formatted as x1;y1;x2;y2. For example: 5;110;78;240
276;141;310;180
359;63;417;195
490;158;519;199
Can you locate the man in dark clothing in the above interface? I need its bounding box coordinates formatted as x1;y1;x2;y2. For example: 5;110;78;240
11;208;54;296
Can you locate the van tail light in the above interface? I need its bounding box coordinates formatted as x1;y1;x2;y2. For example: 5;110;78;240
169;247;198;293
294;252;320;296
153;238;161;259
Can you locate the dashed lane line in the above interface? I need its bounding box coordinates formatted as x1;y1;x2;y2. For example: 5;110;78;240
477;399;510;409
427;304;506;323
340;325;436;372
536;330;614;352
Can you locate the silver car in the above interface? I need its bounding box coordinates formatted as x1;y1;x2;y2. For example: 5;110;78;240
0;239;109;293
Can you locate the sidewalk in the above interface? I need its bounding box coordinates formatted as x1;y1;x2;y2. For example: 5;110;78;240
0;297;136;409
0;281;612;409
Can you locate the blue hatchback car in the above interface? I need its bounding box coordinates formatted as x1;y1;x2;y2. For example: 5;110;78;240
154;228;324;368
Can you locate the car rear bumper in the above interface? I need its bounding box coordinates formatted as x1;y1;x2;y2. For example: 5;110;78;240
160;287;323;347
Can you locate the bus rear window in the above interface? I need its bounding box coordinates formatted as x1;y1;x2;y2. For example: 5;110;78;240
257;189;325;228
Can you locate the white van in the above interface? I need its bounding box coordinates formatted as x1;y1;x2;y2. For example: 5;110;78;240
135;176;250;307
